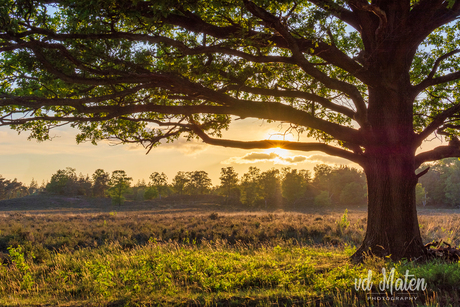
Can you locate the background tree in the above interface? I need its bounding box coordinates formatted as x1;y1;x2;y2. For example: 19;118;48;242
186;171;212;195
28;178;39;195
149;172;168;199
219;167;239;203
259;168;282;208
133;179;147;201
107;170;132;206
5;0;460;260
281;168;308;204
0;176;27;200
419;158;460;207
77;173;92;197
314;190;332;207
46;167;78;196
172;171;189;196
92;169;110;198
418;163;447;206
339;182;366;207
240;167;263;206
144;185;158;200
312;164;333;194
415;183;426;207
313;165;366;206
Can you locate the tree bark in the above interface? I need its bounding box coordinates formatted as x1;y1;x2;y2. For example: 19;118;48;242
351;81;426;262
352;151;426;262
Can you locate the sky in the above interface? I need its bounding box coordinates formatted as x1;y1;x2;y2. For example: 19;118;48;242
0;116;446;186
0;118;357;186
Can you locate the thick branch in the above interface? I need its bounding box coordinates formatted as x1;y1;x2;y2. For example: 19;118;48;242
2;93;363;145
244;0;367;125
427;49;460;80
409;0;460;37
191;125;364;164
414;70;460;93
187;86;364;144
224;85;356;119
415;103;460;147
307;0;360;30
415;145;460;168
159;8;371;84
6;29;297;66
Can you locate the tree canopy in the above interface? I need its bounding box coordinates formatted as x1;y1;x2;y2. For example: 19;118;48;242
0;0;459;164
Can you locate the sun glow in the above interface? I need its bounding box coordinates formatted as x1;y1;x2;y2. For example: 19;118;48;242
263;130;296;158
264;147;290;157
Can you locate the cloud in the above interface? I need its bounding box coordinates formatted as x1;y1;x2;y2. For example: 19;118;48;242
223;151;309;165
158;138;209;155
303;154;351;165
222;151;353;166
241;152;279;161
284;156;308;163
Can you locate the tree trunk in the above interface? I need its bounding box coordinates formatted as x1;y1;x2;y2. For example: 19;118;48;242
351;71;427;261
351;144;426;262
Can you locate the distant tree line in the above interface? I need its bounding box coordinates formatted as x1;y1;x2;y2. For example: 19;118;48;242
36;164;368;208
0;176;30;200
4;158;460;208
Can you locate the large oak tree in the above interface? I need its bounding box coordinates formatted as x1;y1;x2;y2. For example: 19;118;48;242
2;0;460;260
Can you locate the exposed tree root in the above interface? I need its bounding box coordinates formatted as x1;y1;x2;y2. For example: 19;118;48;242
425;240;460;262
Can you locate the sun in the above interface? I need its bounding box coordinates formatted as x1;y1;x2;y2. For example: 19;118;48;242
263;130;295;158
264;147;290;157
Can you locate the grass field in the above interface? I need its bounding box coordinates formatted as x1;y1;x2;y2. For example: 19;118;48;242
0;195;459;306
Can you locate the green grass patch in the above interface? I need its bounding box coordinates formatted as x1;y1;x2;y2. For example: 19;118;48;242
0;241;458;306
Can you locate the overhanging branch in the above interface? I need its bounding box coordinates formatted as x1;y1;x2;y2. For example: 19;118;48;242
223;84;357;119
191;125;364;164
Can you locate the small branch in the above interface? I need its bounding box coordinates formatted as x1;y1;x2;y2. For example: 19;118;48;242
427;49;460;80
416;167;430;178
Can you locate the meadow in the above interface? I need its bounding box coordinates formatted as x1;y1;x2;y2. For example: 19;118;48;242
0;195;459;306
